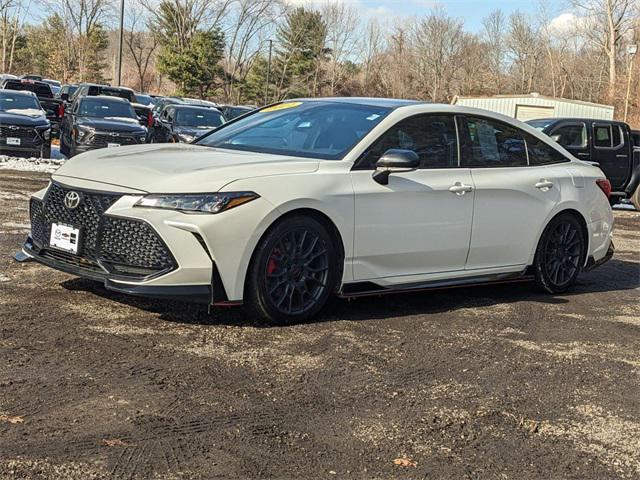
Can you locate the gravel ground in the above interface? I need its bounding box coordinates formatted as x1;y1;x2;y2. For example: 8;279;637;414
0;169;639;480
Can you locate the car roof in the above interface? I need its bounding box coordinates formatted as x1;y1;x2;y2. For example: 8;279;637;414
172;104;222;112
0;89;37;97
527;117;626;125
290;97;423;109
80;95;129;103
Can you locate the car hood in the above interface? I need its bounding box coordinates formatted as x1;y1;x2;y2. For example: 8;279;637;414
53;143;320;193
174;126;215;137
77;116;145;132
0;111;48;126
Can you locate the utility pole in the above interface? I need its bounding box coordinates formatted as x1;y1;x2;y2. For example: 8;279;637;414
624;44;637;123
264;39;273;106
116;0;125;86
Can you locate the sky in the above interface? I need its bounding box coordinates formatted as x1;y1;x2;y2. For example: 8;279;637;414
293;0;569;32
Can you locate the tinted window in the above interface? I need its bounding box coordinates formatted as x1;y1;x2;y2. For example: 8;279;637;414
594;125;612;148
461;116;527;167
357;114;458;169
97;87;135;103
176;109;224;128
78;99;135;118
525;134;568;165
550;124;587;148
197;101;390;160
3;80;51;97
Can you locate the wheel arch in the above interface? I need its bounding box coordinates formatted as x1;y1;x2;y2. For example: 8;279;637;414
241;207;347;299
531;208;590;267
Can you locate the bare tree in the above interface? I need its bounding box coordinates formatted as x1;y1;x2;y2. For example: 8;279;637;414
572;0;637;98
506;12;543;93
482;9;507;94
321;1;359;95
124;1;158;91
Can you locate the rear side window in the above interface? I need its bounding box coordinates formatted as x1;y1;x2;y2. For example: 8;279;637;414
550;124;587;148
460;116;527;167
525;134;568;165
357;114;458;169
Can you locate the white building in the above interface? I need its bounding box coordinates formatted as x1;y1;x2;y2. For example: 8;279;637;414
452;93;614;122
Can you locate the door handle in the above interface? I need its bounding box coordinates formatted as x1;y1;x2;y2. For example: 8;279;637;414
576;153;590;157
449;182;473;195
535;179;554;191
616;154;628;158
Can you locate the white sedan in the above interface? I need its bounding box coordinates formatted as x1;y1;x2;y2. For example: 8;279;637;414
21;98;614;323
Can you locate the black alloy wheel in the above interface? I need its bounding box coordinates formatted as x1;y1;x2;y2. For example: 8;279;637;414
245;216;338;324
534;214;585;293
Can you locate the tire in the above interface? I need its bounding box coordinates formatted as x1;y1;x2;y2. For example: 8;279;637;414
41;142;51;159
244;215;339;324
631;186;640;212
533;213;586;294
59;135;68;157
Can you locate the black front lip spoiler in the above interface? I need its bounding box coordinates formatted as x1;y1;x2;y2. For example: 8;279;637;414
19;237;213;305
584;241;615;272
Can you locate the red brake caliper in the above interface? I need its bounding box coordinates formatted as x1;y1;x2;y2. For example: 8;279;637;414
267;249;279;275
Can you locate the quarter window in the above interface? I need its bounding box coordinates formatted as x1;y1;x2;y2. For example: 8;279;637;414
525;134;568;165
460;116;527;167
550;124;587;148
356;114;458;170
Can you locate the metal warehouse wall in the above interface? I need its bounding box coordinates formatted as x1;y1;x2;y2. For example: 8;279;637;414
453;95;615;121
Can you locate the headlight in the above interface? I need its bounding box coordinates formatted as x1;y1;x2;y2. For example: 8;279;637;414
177;133;194;143
76;125;94;140
134;192;259;214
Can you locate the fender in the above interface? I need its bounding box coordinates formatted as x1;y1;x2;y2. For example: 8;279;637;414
624;160;640;197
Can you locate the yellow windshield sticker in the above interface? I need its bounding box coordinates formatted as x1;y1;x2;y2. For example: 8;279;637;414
261;102;302;112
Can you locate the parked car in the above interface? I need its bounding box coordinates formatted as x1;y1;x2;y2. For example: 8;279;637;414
21;74;43;81
135;93;155;107
1;78;64;137
0;90;51;157
59;95;148;157
21;99;614;323
72;83;153;131
151;96;183;118
42;79;61;96
181;97;219;109
527;118;640;208
153;104;225;143
218;104;254;120
57;84;79;103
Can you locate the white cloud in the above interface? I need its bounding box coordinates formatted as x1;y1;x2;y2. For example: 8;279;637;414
548;12;588;36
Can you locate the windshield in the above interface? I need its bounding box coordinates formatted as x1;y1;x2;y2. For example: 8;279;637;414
0;93;40;112
78;99;135;119
136;94;153;106
176;109;224;128
196;101;390;160
94;87;135;103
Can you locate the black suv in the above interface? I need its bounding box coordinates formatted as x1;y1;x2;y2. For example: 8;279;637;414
153;104;225;143
0;90;51;157
59;96;148;157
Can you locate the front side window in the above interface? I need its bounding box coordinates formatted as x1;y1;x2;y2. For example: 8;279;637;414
594;125;612;148
461;116;527;167
550;124;587;148
196;101;390;160
525;134;569;165
356;114;458;169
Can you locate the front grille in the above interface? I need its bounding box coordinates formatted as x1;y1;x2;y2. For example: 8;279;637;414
29;183;176;279
87;132;139;147
0;125;36;139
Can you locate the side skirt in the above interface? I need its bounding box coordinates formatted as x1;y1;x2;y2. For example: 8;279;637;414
339;271;533;299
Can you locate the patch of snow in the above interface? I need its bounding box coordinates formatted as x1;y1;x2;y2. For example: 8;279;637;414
0;145;66;173
0;274;10;282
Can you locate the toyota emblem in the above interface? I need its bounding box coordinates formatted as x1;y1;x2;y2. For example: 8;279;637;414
64;191;81;210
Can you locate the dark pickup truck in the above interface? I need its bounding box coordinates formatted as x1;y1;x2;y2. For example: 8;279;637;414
1;78;64;137
527;118;640;209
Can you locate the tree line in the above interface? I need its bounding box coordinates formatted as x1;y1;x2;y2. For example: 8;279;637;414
0;0;638;126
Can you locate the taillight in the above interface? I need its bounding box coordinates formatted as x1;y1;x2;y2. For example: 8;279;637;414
58;103;65;117
596;178;611;199
147;110;153;127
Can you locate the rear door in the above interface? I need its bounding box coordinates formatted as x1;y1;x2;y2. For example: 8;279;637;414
591;122;630;190
459;115;562;270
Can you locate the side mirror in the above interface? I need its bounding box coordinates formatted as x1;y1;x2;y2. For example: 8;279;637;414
372;149;419;185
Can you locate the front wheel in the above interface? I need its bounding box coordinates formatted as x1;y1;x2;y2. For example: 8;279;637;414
244;216;339;324
533;214;586;294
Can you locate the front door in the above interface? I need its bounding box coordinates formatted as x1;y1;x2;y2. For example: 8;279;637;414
591;122;629;190
351;114;474;281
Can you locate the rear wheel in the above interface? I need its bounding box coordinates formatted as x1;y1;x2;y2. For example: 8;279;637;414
533;214;586;294
244;216;339;324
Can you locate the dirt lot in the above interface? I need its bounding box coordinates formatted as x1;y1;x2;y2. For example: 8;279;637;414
0;169;639;480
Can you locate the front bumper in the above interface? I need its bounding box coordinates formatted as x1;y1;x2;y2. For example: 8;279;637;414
21;236;229;305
